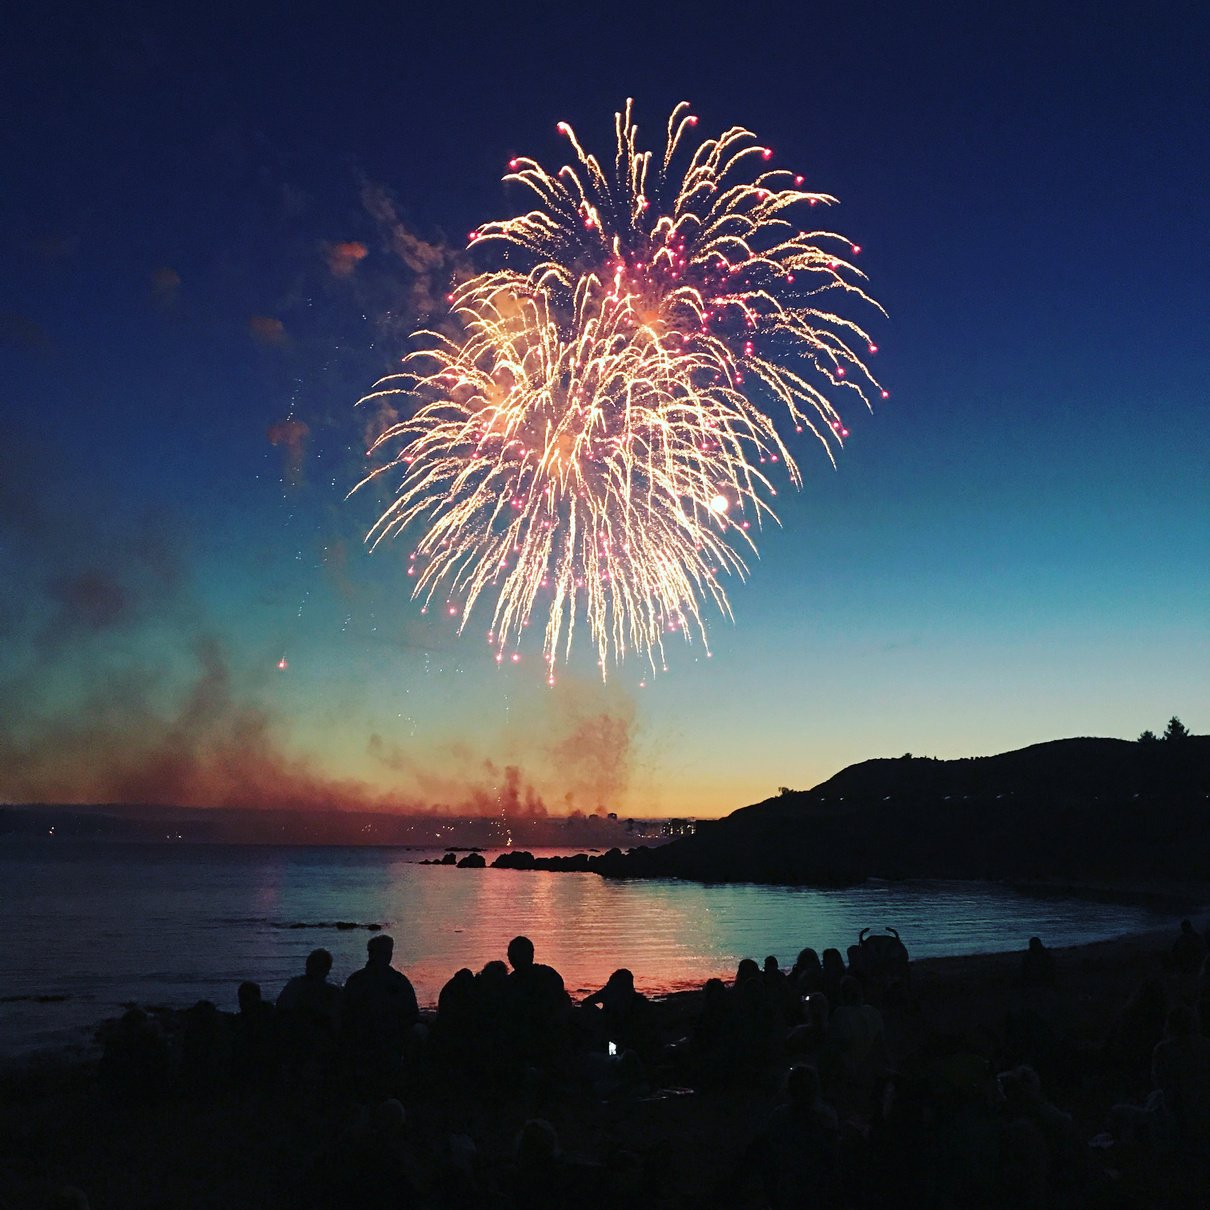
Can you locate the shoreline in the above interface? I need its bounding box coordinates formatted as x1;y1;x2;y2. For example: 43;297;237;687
3;915;1203;1075
3;918;1208;1207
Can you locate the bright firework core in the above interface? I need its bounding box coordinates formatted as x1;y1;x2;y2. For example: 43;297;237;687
355;101;886;679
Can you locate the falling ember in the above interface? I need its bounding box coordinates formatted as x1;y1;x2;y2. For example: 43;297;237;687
354;101;887;677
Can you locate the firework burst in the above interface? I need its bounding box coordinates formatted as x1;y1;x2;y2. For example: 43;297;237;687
356;102;886;679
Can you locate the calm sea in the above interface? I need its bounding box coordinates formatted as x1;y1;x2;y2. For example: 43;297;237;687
0;841;1179;1056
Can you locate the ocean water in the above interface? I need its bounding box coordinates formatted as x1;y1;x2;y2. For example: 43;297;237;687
0;841;1180;1055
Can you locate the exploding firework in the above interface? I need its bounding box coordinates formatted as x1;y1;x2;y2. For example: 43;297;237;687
356;101;886;679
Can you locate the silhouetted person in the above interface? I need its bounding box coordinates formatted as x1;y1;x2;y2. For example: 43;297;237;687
733;956;761;987
99;1006;171;1105
232;980;278;1091
505;935;570;1066
763;954;799;1022
758;1065;840;1209
733;960;777;1072
1019;936;1057;989
276;948;342;1096
791;947;825;995
1108;977;1167;1095
825;976;887;1108
435;966;477;1057
1108;1004;1210;1151
687;977;738;1085
1151;1003;1210;1150
304;1097;420;1208
179;998;229;1099
1171;919;1206;975
997;1064;1080;1201
277;947;342;1022
343;934;419;1098
821;948;847;1002
787;991;829;1067
581;968;652;1057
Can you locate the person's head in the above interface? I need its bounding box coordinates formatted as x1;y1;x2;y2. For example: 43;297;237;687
305;948;333;980
785;1063;822;1108
822;948;845;973
507;935;535;971
367;934;394;964
237;981;262;1012
1028;936;1045;953
795;947;821;970
606;968;634;993
764;955;780;974
735;957;760;984
479;959;508;984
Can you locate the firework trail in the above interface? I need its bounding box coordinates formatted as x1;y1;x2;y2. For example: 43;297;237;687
356;101;886;679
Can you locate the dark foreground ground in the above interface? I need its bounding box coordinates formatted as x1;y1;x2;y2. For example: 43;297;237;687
2;923;1209;1209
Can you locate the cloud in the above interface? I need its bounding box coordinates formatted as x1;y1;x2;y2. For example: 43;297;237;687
324;240;369;278
266;417;311;484
149;265;181;309
360;181;463;319
0;429;642;819
248;315;288;346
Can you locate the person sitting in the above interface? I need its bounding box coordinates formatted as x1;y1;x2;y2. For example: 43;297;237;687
824;976;887;1108
763;955;799;1023
505;936;571;1066
434;967;477;1051
343;934;419;1098
581;968;652;1058
757;1064;841;1208
791;947;825;996
1019;936;1057;989
179;998;229;1099
98;1006;171;1105
821;948;847;1002
276;948;342;1094
232;980;278;1091
1108;1004;1210;1151
1170;919;1207;976
277;947;342;1023
685;977;738;1086
1151;1003;1210;1151
733;956;761;987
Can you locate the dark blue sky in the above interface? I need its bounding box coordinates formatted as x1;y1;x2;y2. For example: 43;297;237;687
2;0;1206;816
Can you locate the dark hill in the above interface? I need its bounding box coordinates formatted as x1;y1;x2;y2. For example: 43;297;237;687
609;736;1210;888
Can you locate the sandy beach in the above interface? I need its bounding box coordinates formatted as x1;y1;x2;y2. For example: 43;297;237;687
2;911;1208;1209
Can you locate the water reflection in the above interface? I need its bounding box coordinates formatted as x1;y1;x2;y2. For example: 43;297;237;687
0;842;1184;1054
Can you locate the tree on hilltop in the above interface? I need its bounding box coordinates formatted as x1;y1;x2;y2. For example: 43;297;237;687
1163;716;1190;742
1138;729;1160;745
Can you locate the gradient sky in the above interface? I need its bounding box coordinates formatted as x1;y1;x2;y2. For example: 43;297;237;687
2;1;1207;819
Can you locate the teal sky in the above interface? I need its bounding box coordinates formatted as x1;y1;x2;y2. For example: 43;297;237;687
2;1;1206;818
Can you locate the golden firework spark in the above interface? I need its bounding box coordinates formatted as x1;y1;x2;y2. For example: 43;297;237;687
355;102;887;679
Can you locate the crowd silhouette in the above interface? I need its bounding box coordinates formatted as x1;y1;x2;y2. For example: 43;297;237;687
80;921;1210;1207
